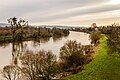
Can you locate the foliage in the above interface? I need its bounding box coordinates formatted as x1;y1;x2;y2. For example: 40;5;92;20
60;40;85;72
65;35;120;80
20;50;57;80
1;36;93;79
52;28;69;37
89;31;101;45
106;27;120;54
0;17;69;42
8;17;28;41
99;26;120;54
1;65;20;80
91;23;97;28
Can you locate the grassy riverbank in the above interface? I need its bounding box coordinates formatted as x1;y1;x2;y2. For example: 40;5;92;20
65;34;120;80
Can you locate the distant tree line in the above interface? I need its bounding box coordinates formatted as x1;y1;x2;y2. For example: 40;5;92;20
0;17;70;42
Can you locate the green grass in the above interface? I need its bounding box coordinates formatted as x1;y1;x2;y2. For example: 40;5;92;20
65;35;120;80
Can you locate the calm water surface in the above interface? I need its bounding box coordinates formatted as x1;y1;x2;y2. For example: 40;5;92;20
0;31;90;73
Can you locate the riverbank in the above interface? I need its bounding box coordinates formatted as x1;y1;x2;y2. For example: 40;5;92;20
0;27;69;42
65;34;120;80
0;31;91;80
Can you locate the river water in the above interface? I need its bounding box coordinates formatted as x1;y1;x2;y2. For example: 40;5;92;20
0;31;90;79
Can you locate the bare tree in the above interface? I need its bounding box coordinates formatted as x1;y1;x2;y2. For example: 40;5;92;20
43;51;57;80
7;17;28;41
1;65;20;80
20;50;57;80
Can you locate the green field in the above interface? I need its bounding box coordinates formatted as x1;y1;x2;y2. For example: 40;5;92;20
65;35;120;80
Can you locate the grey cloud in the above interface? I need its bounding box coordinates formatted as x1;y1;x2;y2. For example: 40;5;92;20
0;0;119;26
0;0;109;18
28;4;120;22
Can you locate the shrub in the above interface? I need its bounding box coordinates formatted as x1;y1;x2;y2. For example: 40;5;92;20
20;50;57;80
89;31;101;45
60;40;85;72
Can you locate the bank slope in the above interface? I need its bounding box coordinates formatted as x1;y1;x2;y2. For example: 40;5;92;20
65;35;120;80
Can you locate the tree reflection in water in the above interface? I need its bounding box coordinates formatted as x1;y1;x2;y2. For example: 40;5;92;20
32;37;50;47
12;41;27;65
0;42;10;48
11;36;67;65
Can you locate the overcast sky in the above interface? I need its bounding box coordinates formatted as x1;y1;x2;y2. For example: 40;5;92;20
0;0;120;26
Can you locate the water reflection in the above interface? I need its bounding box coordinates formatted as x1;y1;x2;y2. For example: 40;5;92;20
32;38;50;47
53;36;64;42
12;41;26;65
0;42;9;48
0;31;91;70
5;36;68;66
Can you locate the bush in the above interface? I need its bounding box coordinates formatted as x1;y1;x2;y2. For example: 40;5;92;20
20;50;58;80
106;27;120;55
89;31;101;45
2;65;20;80
60;40;85;72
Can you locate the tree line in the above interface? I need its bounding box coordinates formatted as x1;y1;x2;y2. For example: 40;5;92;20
99;26;120;55
0;17;69;42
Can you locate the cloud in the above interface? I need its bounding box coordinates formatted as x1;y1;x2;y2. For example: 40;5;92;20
0;0;120;26
25;4;120;22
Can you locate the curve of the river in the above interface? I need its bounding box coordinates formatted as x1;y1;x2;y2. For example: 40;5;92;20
0;31;91;78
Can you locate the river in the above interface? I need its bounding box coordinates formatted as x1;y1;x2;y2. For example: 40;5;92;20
0;31;91;79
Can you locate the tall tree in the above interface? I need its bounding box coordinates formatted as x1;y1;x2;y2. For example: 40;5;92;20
91;23;97;28
7;17;28;41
